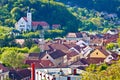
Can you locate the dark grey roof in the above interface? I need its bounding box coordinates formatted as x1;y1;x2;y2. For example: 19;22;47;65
49;50;66;59
9;69;31;80
29;53;40;57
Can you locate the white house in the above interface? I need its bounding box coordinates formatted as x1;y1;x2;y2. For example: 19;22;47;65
15;10;49;32
107;29;118;35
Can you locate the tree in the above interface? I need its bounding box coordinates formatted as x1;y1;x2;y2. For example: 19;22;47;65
10;7;21;20
106;43;115;50
29;45;40;53
1;50;25;69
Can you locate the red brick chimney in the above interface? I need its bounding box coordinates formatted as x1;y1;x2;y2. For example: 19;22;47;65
31;63;35;80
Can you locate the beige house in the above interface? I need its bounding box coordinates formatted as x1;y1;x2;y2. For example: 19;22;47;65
87;47;117;64
41;50;67;66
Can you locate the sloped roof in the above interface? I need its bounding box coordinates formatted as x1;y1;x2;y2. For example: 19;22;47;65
40;60;54;67
66;32;83;38
32;21;49;26
87;58;105;64
66;50;78;60
29;53;40;58
48;43;69;52
25;59;54;68
49;50;66;59
23;17;27;22
0;63;9;72
97;48;110;56
9;69;31;79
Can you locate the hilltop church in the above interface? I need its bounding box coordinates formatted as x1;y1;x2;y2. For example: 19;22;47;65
15;10;49;32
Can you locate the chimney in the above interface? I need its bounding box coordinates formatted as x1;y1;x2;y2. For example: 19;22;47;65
31;63;35;80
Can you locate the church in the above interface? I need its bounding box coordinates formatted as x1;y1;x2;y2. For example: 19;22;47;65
15;10;49;32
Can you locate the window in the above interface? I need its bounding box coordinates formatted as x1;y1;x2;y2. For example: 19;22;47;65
20;25;25;27
109;57;112;59
96;52;98;55
46;56;48;59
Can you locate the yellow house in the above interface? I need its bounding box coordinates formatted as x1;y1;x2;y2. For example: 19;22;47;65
88;47;110;59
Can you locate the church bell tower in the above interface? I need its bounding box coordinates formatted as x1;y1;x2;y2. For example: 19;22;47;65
27;7;32;31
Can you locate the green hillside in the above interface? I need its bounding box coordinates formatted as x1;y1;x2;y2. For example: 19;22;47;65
0;0;80;32
0;0;120;32
59;0;120;17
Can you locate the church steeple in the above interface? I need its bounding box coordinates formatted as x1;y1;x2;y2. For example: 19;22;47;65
27;7;32;30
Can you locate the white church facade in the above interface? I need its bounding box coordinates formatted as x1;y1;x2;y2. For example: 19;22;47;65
15;11;49;32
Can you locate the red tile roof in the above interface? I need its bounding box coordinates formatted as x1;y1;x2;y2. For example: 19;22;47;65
25;59;54;68
66;32;83;38
52;24;61;28
86;58;105;64
0;63;9;72
32;21;49;26
40;60;54;67
66;50;78;60
48;43;69;52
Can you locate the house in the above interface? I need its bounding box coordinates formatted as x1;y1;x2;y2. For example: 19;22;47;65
76;40;88;47
107;29;118;35
66;32;90;42
10;29;21;36
0;63;9;80
15;39;25;46
66;50;82;65
52;24;61;29
69;58;88;69
25;59;54;68
90;38;104;46
103;33;118;44
81;46;93;58
28;53;40;60
35;68;82;80
15;10;49;32
9;69;31;80
41;50;67;66
46;43;70;52
87;47;118;64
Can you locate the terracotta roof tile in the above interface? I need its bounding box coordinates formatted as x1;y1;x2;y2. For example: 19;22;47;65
48;43;69;52
0;63;9;72
32;21;49;26
87;58;105;64
25;59;54;68
66;50;78;60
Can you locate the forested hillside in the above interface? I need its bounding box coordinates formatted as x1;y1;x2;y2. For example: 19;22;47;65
0;0;120;32
59;0;120;17
0;0;80;32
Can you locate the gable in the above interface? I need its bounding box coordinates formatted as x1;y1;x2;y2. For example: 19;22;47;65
89;49;106;58
17;17;27;25
41;53;54;61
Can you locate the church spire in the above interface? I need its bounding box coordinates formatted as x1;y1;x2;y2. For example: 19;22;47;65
27;7;32;31
27;7;30;12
